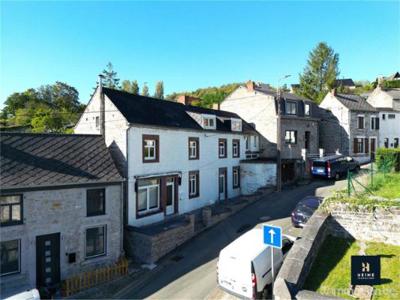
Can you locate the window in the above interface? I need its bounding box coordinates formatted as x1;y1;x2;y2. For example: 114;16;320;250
189;171;199;198
85;226;106;259
371;116;379;130
304;103;310;116
245;136;250;150
254;136;258;147
232;139;240;158
188;137;199;160
394;138;399;148
285;130;297;144
137;178;160;214
382;114;386;120
354;138;364;153
1;240;20;276
142;135;159;163
231;119;242;132
0;195;22;226
233;167;240;189
87;189;105;217
285;101;297;115
305;131;310;150
218;139;227;158
388;114;396;119
357;115;364;129
384;138;389;148
95;116;100;129
203;116;216;129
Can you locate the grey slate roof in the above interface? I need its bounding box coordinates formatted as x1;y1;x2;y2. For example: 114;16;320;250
0;133;122;191
335;78;355;87
255;84;311;102
103;88;256;134
384;88;400;100
335;93;376;112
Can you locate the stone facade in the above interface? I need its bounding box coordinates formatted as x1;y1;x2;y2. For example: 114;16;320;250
0;185;123;297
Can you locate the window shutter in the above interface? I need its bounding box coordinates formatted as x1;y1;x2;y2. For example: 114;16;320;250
353;138;358;154
196;173;200;197
376;118;380;130
365;138;369;154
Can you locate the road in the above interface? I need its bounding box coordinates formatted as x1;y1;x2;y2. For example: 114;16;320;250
114;178;347;300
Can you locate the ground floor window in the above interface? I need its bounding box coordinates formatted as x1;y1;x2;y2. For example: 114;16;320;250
353;138;364;153
1;239;20;276
233;167;240;188
394;138;399;148
137;178;160;214
384;138;389;148
189;171;200;198
85;226;106;259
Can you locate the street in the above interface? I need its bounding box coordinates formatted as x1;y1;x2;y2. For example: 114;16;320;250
114;178;347;300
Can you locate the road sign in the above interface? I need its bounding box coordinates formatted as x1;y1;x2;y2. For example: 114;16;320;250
263;224;282;249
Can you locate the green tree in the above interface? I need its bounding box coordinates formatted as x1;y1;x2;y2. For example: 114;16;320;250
154;81;164;99
2;89;39;118
121;80;140;95
298;42;339;103
142;83;149;96
131;80;139;95
101;62;120;89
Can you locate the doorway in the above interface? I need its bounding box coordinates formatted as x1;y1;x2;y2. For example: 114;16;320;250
36;233;60;289
219;168;227;201
166;177;175;215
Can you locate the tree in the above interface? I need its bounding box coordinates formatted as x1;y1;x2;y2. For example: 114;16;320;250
121;80;140;95
101;62;120;89
154;81;164;99
131;80;139;95
142;83;149;96
298;42;339;103
2;89;39;118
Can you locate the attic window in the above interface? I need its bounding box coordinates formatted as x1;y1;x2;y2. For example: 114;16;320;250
231;119;242;132
304;103;310;116
203;115;216;129
286;101;297;115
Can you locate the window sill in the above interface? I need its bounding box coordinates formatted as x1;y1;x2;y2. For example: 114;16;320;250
86;213;106;217
189;194;200;199
0;221;23;227
137;209;162;219
189;157;199;160
143;160;159;163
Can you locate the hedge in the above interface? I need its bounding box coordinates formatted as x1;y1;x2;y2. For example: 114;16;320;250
376;148;400;172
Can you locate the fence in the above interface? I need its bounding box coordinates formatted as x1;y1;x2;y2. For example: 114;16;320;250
62;258;128;297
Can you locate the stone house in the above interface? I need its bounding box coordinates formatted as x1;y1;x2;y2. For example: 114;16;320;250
221;81;319;182
0;133;123;297
319;90;379;161
74;78;270;229
366;87;400;148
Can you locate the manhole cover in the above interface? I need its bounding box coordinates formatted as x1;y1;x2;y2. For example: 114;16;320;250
236;224;252;233
170;255;184;262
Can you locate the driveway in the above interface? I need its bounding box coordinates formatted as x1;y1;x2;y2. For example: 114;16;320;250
114;178;347;299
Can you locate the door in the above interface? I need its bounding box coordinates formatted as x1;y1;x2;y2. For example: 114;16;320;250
370;138;376;161
166;177;175;215
219;168;227;201
36;233;60;289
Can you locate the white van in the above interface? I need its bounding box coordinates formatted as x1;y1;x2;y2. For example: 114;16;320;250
217;227;294;299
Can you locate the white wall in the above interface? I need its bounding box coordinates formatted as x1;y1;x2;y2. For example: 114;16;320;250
240;162;276;195
378;111;400;147
127;126;246;227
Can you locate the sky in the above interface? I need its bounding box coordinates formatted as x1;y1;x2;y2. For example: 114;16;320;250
1;1;400;106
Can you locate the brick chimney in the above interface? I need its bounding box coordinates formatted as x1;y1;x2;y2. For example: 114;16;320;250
246;80;255;91
176;95;200;106
331;88;336;96
212;103;220;110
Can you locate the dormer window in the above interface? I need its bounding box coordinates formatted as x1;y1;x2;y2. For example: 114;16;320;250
202;115;216;129
286;101;297;115
231;119;242;132
304;103;310;116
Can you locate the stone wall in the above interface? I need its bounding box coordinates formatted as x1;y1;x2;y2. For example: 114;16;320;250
125;214;195;264
202;206;231;227
327;203;400;245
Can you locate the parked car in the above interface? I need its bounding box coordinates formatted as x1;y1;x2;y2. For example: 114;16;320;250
311;155;360;179
217;227;295;299
291;196;323;228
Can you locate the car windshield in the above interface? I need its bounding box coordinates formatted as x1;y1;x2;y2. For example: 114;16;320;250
299;197;320;209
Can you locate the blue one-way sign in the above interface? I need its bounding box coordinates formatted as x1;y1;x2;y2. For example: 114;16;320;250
263;224;282;249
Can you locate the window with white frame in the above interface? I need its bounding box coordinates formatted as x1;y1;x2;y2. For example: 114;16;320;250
85;226;106;259
0;239;20;276
0;195;22;226
143;135;159;162
189;171;199;198
285;101;297;115
231;119;242;132
219;139;227;158
371;116;379;130
203;115;216;129
357;115;365;129
137;178;160;214
304;103;310;116
232;139;240;158
285;130;297;144
354;137;364;153
188;137;199;160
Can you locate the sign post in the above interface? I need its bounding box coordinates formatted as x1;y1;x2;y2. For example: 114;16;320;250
263;225;282;296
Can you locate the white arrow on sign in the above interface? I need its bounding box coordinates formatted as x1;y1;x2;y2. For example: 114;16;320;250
268;229;275;243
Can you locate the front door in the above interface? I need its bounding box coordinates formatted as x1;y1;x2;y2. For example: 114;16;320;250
36;233;60;289
219;168;227;201
370;138;376;161
166;177;175;215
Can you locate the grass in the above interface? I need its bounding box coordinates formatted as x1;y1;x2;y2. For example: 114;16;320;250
304;236;400;300
369;173;400;199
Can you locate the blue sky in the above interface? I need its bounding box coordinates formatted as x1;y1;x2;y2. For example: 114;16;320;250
1;1;399;105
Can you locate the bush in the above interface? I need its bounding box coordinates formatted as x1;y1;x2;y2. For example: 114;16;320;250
376;148;400;172
382;80;400;89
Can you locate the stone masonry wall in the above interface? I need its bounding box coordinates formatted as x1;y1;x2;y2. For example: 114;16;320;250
327;203;400;245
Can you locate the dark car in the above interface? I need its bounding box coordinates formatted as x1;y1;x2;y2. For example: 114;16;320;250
291;196;323;227
311;155;360;180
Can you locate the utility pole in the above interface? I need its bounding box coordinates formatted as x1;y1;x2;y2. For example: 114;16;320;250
276;75;291;192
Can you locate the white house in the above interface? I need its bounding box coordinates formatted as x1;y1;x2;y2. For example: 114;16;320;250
74;78;265;228
367;87;400;148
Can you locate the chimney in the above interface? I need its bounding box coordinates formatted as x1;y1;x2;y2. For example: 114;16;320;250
176;95;200;106
212;103;220;110
331;88;336;96
246;80;255;91
98;74;105;136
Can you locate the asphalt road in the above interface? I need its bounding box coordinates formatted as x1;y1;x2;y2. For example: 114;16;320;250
114;178;347;300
